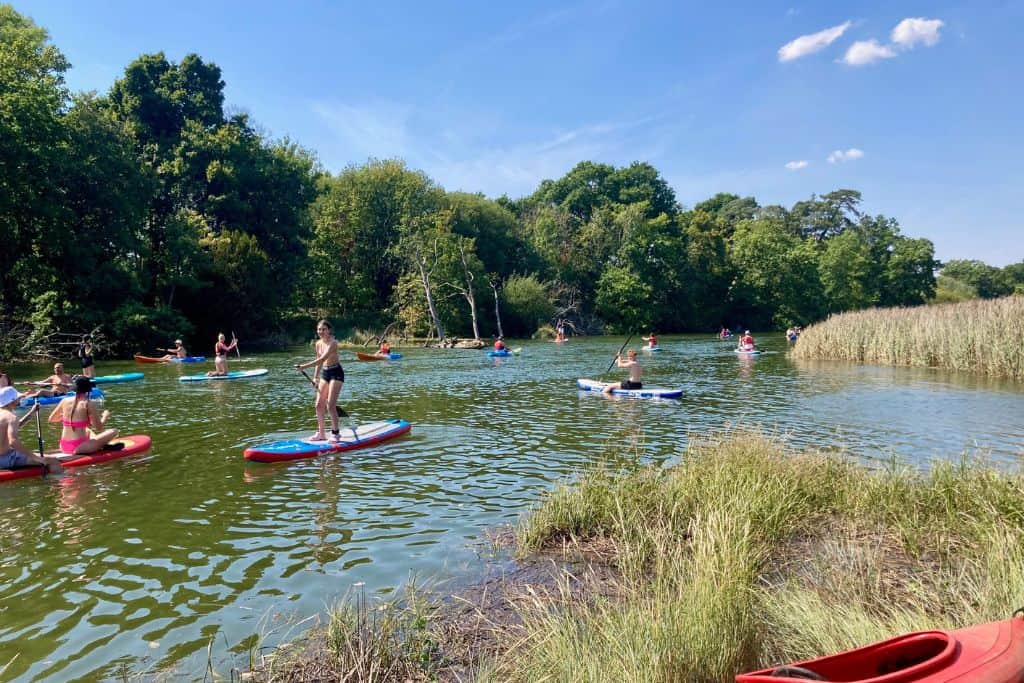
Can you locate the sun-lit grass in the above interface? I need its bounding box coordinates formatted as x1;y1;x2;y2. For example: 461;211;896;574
790;295;1024;379
254;431;1024;682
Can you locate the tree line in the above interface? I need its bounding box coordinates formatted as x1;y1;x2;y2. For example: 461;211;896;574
2;6;1015;360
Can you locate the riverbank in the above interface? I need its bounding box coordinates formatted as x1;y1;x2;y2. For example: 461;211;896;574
247;430;1024;681
791;295;1024;379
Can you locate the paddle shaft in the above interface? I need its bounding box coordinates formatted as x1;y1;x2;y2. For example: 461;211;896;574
232;331;241;359
605;334;634;375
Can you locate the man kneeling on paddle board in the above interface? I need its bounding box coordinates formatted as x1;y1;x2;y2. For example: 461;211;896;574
604;349;642;393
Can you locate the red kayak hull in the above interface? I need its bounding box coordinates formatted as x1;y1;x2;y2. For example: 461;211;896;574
0;434;153;482
355;352;387;361
737;615;1024;682
133;354;167;363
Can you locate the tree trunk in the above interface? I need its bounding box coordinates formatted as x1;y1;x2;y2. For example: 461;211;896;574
490;281;504;338
457;241;481;340
413;242;445;344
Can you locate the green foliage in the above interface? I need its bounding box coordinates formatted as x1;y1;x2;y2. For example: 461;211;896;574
932;275;977;304
501;274;554;336
595;265;654;332
940;259;1014;299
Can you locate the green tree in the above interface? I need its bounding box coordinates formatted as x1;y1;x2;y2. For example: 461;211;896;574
940;260;1013;299
501;274;554;336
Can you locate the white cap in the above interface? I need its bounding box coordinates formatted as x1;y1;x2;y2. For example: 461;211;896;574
0;386;20;407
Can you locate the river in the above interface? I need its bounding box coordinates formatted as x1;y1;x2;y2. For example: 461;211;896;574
1;334;1021;680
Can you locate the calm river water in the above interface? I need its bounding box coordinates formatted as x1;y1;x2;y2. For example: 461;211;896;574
1;334;1022;680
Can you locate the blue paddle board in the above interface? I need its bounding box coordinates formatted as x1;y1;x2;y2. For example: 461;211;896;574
179;369;268;382
576;379;682;399
244;419;411;462
93;372;144;384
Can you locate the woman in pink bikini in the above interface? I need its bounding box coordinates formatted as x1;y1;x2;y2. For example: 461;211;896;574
47;376;119;455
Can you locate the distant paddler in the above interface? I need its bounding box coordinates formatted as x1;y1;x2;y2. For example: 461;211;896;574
642;332;659;350
19;363;75;399
156;339;189;361
738;330;757;352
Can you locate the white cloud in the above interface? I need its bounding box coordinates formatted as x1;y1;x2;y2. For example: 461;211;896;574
840;40;897;66
778;21;851;62
827;148;864;164
785;160;809;170
891;17;944;49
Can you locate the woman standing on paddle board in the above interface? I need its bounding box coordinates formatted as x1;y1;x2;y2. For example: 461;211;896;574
77;335;96;378
603;349;642;394
295;319;344;442
47;376;120;454
206;333;238;377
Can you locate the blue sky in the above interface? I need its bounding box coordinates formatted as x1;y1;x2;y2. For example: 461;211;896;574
16;1;1023;266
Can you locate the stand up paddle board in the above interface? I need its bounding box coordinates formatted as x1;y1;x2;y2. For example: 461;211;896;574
734;349;762;356
179;369;268;382
0;434;153;482
577;378;683;399
244;419;411;462
93;372;144;384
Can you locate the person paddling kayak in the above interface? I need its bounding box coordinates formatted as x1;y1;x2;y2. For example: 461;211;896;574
603;349;642;394
157;339;189;361
20;363;74;399
494;337;507;352
295;319;344;442
738;330;756;351
642;332;658;349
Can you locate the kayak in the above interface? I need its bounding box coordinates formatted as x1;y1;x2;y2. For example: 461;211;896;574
92;372;144;384
134;354;206;363
577;378;683;399
642;346;663;352
736;613;1024;682
244;419;412;462
355;352;403;361
179;369;268;382
487;349;512;357
20;388;104;407
0;434;153;483
735;348;761;355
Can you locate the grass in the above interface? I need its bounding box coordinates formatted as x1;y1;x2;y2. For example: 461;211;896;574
253;430;1024;682
790;295;1024;379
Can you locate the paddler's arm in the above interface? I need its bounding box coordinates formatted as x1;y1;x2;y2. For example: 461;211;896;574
17;403;40;427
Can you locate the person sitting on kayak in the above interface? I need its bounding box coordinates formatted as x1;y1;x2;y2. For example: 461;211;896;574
20;363;75;399
719;326;732;339
77;335;96;378
157;339;188;361
603;349;642;393
0;387;64;473
555;321;567;342
47;375;120;455
738;330;756;351
494;337;507;352
206;333;238;377
378;338;390;356
643;333;658;349
295;319;344;442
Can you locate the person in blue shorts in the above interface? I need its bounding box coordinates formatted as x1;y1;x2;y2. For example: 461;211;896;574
0;386;63;473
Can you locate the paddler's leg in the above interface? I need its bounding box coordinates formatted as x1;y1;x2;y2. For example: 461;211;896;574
326;378;343;441
312;378;328;441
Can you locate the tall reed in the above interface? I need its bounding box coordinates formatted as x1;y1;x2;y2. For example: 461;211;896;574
790;295;1024;379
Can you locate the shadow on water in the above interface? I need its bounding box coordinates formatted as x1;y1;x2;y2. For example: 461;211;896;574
0;334;1022;678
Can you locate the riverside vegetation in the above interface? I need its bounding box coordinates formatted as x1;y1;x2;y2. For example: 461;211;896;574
250;431;1024;682
791;295;1024;380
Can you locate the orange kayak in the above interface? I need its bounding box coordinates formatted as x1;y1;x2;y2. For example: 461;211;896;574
737;613;1024;682
134;354;167;363
355;352;402;361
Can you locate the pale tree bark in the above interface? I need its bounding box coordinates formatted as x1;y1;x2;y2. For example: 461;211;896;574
412;240;446;344
447;239;481;340
489;277;504;339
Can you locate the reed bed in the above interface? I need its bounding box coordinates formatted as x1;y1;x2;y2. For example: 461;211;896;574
253;431;1024;682
790;295;1024;379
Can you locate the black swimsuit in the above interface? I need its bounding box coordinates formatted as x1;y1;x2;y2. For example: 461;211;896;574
78;345;94;369
321;364;345;382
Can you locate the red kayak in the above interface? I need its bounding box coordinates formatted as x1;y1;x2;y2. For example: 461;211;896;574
737;613;1024;682
0;434;153;482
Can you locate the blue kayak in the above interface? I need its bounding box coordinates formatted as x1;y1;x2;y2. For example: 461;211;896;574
487;349;512;357
171;356;206;363
642;346;663;352
20;388;104;407
179;368;268;382
93;372;144;384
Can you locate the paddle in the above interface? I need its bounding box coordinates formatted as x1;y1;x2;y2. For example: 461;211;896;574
604;334;634;376
232;331;241;359
33;405;48;476
295;367;358;443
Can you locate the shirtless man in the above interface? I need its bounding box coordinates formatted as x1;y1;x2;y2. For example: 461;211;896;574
0;386;63;473
157;339;189;361
604;349;643;393
21;362;75;399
